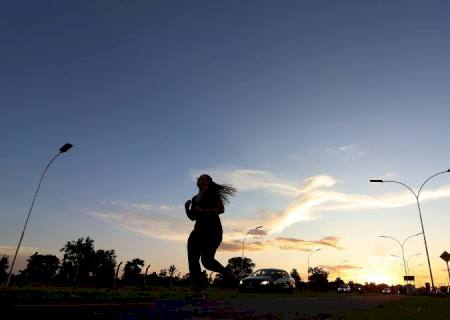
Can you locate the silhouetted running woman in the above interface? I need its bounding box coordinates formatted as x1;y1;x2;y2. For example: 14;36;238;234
185;174;236;295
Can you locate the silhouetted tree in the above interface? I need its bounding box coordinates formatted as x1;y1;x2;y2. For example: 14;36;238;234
364;282;377;292
179;273;192;286
328;277;344;291
290;268;301;286
122;258;144;285
159;268;167;277
308;267;329;291
168;265;177;289
168;265;177;277
227;256;255;279
214;257;254;287
20;252;60;283
144;271;159;286
60;237;96;284
93;249;116;288
0;255;9;283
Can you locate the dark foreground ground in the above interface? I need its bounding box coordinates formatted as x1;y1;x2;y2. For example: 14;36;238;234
1;288;449;319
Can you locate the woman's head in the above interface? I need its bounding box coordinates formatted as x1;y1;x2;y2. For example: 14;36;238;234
196;174;237;203
197;174;213;189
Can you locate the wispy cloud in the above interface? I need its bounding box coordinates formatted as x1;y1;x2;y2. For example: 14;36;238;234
218;236;342;252
88;168;450;250
326;144;365;160
190;169;302;196
380;171;398;179
319;264;363;273
274;236;342;251
88;202;190;242
219;240;267;252
198;168;450;233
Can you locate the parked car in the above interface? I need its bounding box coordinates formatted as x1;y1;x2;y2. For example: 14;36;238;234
337;284;351;294
429;288;446;297
353;286;363;294
382;288;391;294
239;268;295;293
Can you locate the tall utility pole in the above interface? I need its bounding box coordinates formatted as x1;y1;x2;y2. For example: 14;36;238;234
6;143;73;287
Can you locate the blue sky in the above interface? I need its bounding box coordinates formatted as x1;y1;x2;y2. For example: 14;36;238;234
2;1;450;285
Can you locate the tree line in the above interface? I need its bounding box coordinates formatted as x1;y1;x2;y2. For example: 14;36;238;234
0;237;262;288
0;236;397;292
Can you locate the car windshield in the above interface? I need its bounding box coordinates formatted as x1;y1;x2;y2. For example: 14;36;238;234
251;270;276;277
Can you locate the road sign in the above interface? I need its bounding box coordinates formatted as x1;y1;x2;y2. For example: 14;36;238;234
404;275;415;281
440;251;450;262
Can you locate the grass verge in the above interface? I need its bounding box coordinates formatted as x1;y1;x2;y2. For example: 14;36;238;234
331;296;450;320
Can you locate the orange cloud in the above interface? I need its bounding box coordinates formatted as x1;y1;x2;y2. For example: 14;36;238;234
218;236;342;252
275;236;342;251
319;264;362;273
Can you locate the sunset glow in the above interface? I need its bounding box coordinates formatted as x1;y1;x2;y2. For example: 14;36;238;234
2;1;450;291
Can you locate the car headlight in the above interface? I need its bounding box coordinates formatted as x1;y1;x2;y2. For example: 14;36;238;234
260;280;270;285
239;280;243;285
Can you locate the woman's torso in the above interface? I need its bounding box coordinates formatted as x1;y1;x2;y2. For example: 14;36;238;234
192;189;222;233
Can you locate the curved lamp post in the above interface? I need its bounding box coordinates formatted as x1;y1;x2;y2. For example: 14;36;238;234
115;261;123;288
371;169;450;289
143;264;151;287
406;253;422;275
378;233;422;280
338;259;349;279
241;226;263;277
6;143;73;287
390;253;411;285
409;263;424;278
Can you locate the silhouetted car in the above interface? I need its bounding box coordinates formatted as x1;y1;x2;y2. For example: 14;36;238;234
429;288;446;297
239;269;295;293
382;288;391;294
337;284;351;294
353;286;363;294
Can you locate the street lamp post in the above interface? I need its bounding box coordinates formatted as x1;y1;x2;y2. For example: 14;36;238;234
307;248;321;286
390;254;404;271
143;264;151;287
115;261;123;289
378;233;422;280
371;170;450;289
241;226;263;277
409;263;424;277
406;253;422;276
338;259;349;280
6;143;73;287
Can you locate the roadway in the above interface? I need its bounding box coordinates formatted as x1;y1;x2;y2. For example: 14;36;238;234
4;294;405;319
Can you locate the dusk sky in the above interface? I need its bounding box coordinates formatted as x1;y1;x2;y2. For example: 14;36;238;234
2;1;450;286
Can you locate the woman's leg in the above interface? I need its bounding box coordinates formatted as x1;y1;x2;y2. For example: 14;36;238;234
187;231;202;290
200;232;227;274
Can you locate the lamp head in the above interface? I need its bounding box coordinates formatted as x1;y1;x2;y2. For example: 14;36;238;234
370;179;383;183
59;143;73;153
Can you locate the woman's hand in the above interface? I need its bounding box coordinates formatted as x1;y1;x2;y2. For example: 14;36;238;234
185;200;192;211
